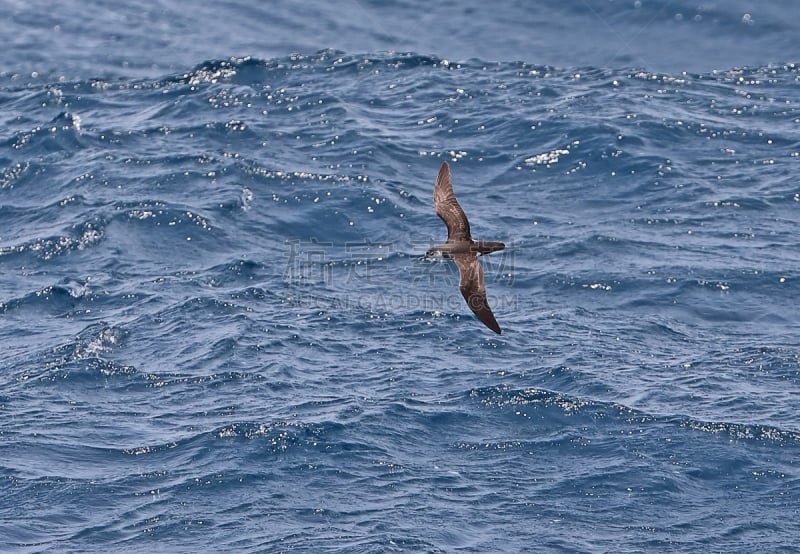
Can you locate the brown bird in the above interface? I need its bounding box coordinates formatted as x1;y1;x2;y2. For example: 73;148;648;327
425;162;505;334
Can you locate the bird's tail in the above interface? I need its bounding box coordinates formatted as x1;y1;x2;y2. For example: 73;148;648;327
474;241;505;255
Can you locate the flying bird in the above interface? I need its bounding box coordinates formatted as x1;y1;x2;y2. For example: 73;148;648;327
425;162;505;334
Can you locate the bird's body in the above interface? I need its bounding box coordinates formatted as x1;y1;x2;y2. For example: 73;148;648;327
427;240;505;257
425;162;505;334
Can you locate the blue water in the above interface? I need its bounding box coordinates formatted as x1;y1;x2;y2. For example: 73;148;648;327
2;1;799;552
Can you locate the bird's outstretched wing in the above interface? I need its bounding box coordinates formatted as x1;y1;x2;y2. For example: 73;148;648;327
453;252;502;334
433;162;472;242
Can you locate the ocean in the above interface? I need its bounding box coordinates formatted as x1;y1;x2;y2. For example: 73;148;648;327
1;1;799;552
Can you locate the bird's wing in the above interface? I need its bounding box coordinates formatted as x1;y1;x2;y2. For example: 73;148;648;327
433;162;472;242
453;252;502;334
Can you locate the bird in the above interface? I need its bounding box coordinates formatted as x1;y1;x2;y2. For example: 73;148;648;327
424;162;505;334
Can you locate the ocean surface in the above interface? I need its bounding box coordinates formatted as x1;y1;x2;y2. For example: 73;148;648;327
2;1;799;552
